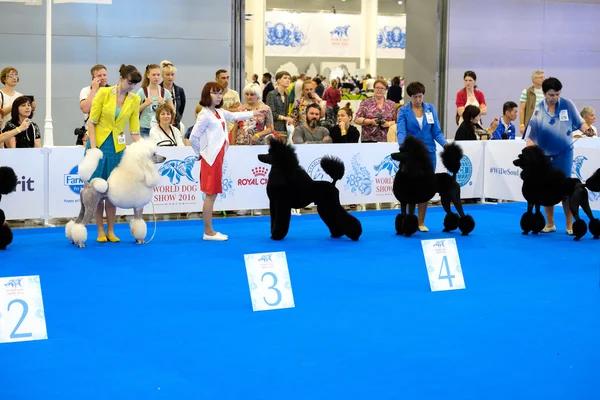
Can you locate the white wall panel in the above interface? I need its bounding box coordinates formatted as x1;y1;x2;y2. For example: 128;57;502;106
0;0;232;146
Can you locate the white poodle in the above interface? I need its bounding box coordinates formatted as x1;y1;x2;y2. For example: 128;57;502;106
66;140;166;248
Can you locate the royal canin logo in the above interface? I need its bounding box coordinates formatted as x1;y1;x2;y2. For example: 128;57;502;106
238;166;270;186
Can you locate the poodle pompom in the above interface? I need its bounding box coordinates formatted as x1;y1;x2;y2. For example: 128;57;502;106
573;219;588;241
0;223;13;250
585;168;600;192
91;178;108;194
589;218;600;239
70;223;88;244
65;220;75;242
321;156;345;182
441;143;463;175
129;219;147;242
78;148;103;182
0;166;18;196
401;214;419;237
443;212;460;232
520;211;533;234
458;215;475;236
395;214;405;235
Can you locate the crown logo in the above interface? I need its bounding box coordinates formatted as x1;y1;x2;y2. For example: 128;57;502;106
252;166;269;177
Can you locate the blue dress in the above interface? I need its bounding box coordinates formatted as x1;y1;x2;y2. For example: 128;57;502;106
84;107;124;181
526;98;582;175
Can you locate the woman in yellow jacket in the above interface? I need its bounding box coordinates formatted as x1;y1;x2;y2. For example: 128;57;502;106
86;64;143;243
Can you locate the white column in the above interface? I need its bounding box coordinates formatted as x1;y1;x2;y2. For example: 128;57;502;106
360;0;367;70
43;0;54;147
252;0;266;75
368;0;378;77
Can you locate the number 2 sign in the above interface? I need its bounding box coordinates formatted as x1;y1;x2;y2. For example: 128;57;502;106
421;239;466;292
244;252;295;312
0;275;48;344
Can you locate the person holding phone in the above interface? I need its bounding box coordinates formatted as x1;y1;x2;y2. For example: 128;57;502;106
80;64;110;120
1;96;40;148
291;80;325;126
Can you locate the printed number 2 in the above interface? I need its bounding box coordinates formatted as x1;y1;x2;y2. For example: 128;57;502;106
261;272;282;306
438;256;455;288
7;299;32;339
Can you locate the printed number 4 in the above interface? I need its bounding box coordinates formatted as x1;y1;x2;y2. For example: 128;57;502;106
261;272;282;306
439;256;456;287
7;299;32;339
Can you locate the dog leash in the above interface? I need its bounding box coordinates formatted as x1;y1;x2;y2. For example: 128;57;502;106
144;201;158;244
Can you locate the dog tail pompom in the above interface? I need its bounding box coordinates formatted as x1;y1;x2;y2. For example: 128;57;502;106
321;156;345;182
441;142;463;176
78;148;103;182
585;168;600;192
0;166;18;195
90;178;108;194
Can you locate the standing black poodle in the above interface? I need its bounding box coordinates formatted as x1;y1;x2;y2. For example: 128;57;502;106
0;166;18;250
391;136;475;237
513;145;600;240
258;139;362;241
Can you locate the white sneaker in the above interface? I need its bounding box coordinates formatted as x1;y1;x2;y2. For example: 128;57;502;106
203;232;228;241
253;209;262;216
418;225;429;232
236;210;247;216
541;225;556;233
566;228;574;235
291;209;302;216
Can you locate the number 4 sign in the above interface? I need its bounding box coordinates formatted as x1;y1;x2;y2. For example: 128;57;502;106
0;275;48;344
244;252;295;312
421;238;466;292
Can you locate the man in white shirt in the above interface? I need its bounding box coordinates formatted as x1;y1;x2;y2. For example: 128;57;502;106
79;64;110;121
519;70;545;136
216;69;241;133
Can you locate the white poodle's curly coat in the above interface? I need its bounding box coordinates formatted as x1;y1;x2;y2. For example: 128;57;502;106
66;140;164;248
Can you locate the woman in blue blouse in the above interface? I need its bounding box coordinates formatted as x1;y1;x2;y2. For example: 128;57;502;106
526;77;593;235
396;81;448;232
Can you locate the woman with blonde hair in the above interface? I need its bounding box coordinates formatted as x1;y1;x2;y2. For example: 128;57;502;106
233;83;274;145
160;60;186;130
137;63;174;137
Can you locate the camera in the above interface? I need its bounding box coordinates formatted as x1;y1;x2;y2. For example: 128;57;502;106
74;125;87;139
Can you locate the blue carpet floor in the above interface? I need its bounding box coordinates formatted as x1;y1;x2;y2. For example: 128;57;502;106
1;203;599;400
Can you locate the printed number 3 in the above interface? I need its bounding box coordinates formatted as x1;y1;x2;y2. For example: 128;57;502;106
8;299;32;339
261;272;282;306
439;256;456;287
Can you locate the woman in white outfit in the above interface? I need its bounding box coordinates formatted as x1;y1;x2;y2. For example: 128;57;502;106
189;82;263;241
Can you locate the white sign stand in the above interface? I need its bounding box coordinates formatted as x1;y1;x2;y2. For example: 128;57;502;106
421;238;466;292
244;252;295;312
0;275;48;344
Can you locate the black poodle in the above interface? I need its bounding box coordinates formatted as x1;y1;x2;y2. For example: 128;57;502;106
0;166;18;250
391;135;475;237
513;145;600;240
258;139;362;241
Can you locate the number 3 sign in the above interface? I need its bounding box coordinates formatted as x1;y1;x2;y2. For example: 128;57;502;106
421;239;466;292
0;275;48;344
244;252;295;312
